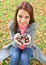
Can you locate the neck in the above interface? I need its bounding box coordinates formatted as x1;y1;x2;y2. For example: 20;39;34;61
17;23;28;34
18;23;28;29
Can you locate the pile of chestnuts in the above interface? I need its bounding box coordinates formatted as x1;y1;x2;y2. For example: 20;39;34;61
15;34;30;44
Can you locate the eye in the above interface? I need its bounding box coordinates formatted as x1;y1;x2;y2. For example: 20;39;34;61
25;16;29;19
18;15;22;18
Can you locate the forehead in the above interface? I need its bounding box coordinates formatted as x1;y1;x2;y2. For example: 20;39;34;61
17;9;30;16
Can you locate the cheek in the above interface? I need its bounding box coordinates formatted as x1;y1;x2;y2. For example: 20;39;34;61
26;19;30;24
17;17;21;22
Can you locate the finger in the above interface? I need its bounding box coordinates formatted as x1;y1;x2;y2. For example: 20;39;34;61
14;39;21;45
14;33;20;39
27;34;31;41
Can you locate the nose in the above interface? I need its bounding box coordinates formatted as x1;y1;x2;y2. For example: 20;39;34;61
21;18;25;23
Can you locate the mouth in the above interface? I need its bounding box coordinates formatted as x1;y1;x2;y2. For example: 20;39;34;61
21;24;26;26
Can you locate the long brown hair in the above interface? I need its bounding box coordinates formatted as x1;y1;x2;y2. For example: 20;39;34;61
13;1;35;33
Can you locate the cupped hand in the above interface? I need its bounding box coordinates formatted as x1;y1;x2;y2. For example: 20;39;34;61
14;33;21;45
24;34;31;45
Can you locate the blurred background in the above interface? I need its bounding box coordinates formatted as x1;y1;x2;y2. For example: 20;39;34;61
0;0;46;65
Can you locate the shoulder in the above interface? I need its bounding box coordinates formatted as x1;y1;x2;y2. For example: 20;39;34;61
8;19;14;28
29;22;37;30
8;19;14;29
8;19;14;25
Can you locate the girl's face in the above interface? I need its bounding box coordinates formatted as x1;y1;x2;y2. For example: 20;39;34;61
17;9;30;27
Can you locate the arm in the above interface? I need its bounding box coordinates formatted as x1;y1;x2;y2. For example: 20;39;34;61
7;20;15;40
25;22;37;47
8;19;14;30
7;20;20;47
29;22;37;44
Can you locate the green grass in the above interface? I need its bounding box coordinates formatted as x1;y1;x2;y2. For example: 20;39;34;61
0;0;46;65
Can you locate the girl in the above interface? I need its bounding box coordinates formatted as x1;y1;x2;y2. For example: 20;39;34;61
0;1;46;65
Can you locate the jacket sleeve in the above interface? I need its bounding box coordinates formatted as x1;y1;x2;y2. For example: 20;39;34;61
0;48;10;62
26;22;37;47
8;20;14;30
7;20;15;40
29;22;37;44
0;43;12;62
7;20;20;47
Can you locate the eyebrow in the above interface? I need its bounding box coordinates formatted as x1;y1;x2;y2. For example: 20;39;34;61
18;15;22;17
18;14;30;18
